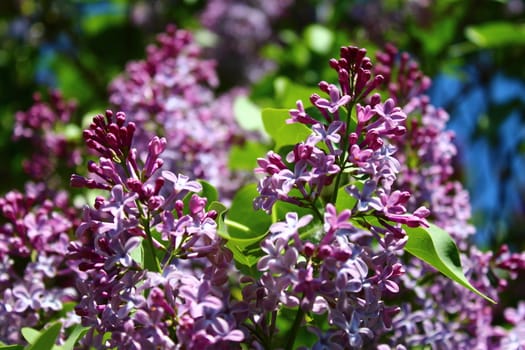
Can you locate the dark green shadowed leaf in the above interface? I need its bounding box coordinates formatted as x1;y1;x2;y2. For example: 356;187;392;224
404;223;496;304
0;345;24;350
216;185;268;272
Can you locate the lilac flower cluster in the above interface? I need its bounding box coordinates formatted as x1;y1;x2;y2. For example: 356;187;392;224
108;25;251;200
69;110;244;349
200;0;294;84
0;182;79;344
13;90;82;182
373;44;525;348
251;46;431;348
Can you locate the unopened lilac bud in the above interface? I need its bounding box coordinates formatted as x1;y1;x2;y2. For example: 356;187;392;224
318;81;330;93
318;245;332;259
303;242;315;257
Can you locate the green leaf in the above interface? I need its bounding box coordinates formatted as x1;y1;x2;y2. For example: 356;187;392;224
335;181;363;213
57;325;90;350
130;238;144;268
214;199;261;273
142;236;161;273
233;96;266;134
273;200;316;225
262;108;312;150
229;141;269;171
21;328;40;345
304;24;334;54
221;184;270;245
197;180;219;208
217;185;269;270
182;180;219;211
27;323;62;350
0;345;24;350
274;77;315;109
465;22;525;48
81;6;126;35
404;223;496;304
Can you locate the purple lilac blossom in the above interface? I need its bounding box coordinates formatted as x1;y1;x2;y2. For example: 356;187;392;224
373;45;525;349
69;110;245;349
199;0;294;84
251;45;430;348
109;25;255;201
13;90;82;182
0;182;79;345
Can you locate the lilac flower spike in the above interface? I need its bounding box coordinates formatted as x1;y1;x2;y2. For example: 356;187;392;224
251;43;437;349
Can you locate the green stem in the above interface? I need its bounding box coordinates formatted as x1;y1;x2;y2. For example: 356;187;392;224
284;307;305;350
142;213;162;273
309;201;324;222
331;103;355;204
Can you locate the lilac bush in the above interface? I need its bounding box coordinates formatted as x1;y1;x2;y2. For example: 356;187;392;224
1;23;525;350
246;45;431;349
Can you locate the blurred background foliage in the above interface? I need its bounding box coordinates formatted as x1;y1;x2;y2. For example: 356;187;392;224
0;0;524;249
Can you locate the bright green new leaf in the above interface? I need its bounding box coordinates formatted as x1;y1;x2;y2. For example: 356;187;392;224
21;327;40;345
214;199;261;273
221;184;269;245
130;238;144;268
405;223;496;304
217;185;268;269
182;180;218;212
465;22;525;48
262;108;312;150
27;322;62;350
233;95;266;133
273;77;315;109
335;181;362;213
197;180;219;208
229;141;269;171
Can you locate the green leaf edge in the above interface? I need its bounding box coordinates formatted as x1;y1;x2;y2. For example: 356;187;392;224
405;223;496;304
27;322;62;350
